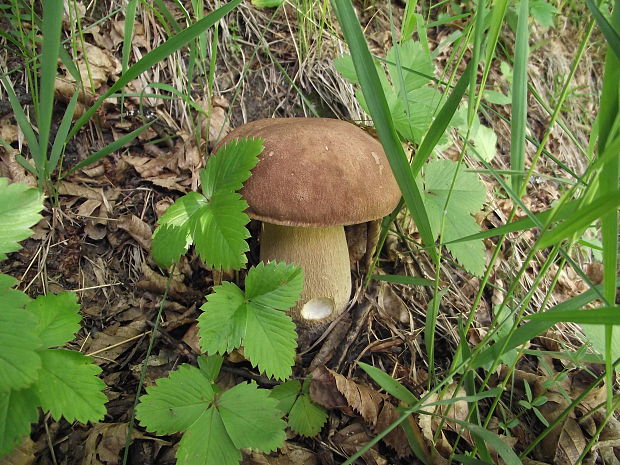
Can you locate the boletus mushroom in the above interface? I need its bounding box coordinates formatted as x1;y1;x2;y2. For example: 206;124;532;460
216;118;400;330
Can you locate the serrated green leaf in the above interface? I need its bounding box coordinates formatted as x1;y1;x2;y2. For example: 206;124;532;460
26;292;81;348
288;392;327;437
199;282;247;355
151;223;191;268
0;388;39;457
0;307;41;391
421;160;487;276
245;261;304;310
244;303;297;380
219;382;286;452
177;408;240;465
386;39;434;94
158;192;207;226
0;178;43;260
191;191;250;270
270;380;301;414
200;138;263;199
136;364;215;435
0;274;31;309
470;124;497;162
199;263;301;379
530;0;556;28
32;349;106;423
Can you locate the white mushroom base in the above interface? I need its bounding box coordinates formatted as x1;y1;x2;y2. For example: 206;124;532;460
259;223;351;328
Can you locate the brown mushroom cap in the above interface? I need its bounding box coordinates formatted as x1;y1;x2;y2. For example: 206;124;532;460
216;118;401;227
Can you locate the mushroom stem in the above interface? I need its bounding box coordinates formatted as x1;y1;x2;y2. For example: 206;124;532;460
259;222;351;327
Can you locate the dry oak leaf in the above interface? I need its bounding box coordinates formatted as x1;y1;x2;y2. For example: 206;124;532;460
310;366;410;457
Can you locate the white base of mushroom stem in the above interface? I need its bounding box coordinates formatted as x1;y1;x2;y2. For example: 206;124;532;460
259;222;352;327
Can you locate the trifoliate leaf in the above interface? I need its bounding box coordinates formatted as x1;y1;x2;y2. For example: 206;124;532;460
244;301;298;380
386;39;434;94
0;274;31;310
421;160;487;276
270;380;301;414
32;349;106;423
0;388;39;457
200;138;263;199
219;382;286;452
26;292;80;348
245;261;304;310
288;390;328;437
136;364;215;435
199;262;302;379
0;178;43;260
191;191;250;270
177;408;240;465
0;307;41;391
137;365;284;465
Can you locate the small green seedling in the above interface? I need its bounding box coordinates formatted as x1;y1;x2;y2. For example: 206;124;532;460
270;379;328;437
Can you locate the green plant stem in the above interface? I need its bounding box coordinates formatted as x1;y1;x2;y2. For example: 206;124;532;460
122;266;175;465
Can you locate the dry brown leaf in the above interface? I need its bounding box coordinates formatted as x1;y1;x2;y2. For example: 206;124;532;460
331;423;388;465
0;437;35;465
83;320;147;364
310;366;411;457
82;423;145;465
245;443;318;465
137;263;202;302
377;282;409;324
117;214;152;250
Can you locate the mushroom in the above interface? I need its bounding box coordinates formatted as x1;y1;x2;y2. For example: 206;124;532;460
216;118;400;330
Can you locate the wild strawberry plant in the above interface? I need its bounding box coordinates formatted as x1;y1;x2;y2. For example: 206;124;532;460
137;138;326;464
0;178;107;458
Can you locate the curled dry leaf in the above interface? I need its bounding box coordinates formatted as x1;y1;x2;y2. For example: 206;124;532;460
83;423;147;465
117;214;152;250
377;282;410;324
246;443;318;465
418;383;472;458
331;423;388;465
310;365;411;457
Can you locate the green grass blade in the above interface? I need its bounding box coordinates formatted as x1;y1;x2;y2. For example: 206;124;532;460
49;91;79;175
68;0;243;139
62;122;154;177
535;192;620;251
411;60;473;177
358;362;418;405
510;0;529;193
525;307;620;325
38;0;64;180
0;76;42;172
470;285;605;369
586;0;620;60
331;0;437;261
122;0;139;74
371;274;434;286
596;1;620;412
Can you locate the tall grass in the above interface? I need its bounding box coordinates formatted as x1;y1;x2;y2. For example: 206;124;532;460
331;0;618;462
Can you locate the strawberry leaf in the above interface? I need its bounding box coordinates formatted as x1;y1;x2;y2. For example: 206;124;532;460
137;365;284;465
136;364;215;434
0;388;39;457
421;160;487;276
27;292;81;348
0;305;41;391
199;262;302;379
200;137;263;198
218;382;286;451
32;349;106;423
271;380;327;437
0;178;43;260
